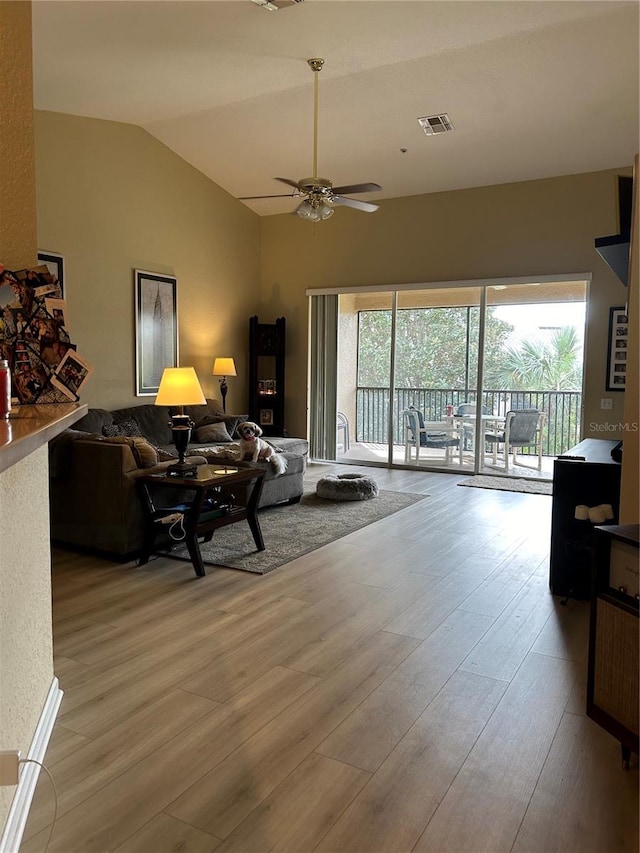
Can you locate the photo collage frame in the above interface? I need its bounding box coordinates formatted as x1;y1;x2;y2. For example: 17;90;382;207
606;306;629;391
0;255;93;404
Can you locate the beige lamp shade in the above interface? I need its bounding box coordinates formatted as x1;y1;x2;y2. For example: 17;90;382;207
212;357;237;377
154;367;206;406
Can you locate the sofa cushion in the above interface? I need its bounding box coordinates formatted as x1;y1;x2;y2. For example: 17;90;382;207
111;404;174;446
194;421;233;443
267;436;309;457
102;435;158;469
74;408;114;434
195;411;248;439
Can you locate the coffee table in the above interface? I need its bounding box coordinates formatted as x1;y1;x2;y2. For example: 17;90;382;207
137;463;266;577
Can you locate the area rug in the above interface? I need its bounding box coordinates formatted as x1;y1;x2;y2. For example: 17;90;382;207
458;475;552;495
172;488;427;574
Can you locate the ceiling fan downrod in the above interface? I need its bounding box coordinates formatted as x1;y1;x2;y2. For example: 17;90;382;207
308;58;323;180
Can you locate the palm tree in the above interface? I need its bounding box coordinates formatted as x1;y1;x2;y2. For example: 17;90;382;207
487;326;582;391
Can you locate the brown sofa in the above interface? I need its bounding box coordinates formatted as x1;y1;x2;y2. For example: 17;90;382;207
49;399;308;558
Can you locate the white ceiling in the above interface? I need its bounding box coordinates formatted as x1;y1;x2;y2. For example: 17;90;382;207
32;1;640;216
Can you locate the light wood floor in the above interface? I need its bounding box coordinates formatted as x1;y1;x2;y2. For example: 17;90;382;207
22;463;638;852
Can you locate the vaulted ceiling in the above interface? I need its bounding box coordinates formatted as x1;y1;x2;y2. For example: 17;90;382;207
32;1;639;215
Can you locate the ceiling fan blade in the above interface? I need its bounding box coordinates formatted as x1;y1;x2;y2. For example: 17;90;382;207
275;177;302;189
332;195;379;213
331;182;382;195
238;193;298;200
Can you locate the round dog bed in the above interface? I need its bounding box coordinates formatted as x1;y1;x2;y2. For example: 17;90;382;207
316;472;379;501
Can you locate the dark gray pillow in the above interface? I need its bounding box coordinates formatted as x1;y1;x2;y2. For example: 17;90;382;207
74;408;114;434
196;413;248;439
194;421;233;443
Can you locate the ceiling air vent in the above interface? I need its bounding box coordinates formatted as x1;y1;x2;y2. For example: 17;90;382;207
251;0;303;9
417;114;454;135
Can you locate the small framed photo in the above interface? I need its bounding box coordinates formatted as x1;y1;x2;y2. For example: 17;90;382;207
259;408;273;426
135;270;178;396
37;251;64;297
606;306;628;391
51;349;94;401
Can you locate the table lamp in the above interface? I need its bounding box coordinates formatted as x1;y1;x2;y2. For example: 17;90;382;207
212;357;236;412
155;367;206;477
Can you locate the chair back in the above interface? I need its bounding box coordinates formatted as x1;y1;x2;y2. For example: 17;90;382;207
402;407;426;446
456;402;488;416
506;409;541;444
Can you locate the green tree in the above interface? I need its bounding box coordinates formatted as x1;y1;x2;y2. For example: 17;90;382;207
357;307;513;389
485;326;582;391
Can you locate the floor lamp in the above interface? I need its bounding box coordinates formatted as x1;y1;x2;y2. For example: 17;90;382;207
212;357;236;412
155;367;206;477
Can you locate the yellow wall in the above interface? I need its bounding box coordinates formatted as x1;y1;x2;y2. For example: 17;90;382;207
0;0;37;265
261;170;632;438
34;111;261;412
0;0;53;831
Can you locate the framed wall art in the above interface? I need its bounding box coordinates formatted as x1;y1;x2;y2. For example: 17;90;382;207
37;251;64;297
135;269;178;396
606;306;628;391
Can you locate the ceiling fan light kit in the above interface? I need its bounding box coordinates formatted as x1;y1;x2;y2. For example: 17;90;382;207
297;198;334;222
239;58;382;221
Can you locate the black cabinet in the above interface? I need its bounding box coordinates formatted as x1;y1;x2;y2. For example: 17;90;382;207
587;525;639;768
549;439;621;599
248;316;285;436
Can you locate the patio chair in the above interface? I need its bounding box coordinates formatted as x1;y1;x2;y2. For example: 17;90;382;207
337;411;350;453
484;408;546;472
402;407;461;465
455;401;488;451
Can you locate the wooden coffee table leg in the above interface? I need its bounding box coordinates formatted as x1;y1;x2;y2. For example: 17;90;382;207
245;474;265;551
138;523;158;566
247;512;265;551
184;530;206;577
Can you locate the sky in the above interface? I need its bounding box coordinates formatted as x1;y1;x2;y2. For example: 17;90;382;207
493;302;586;349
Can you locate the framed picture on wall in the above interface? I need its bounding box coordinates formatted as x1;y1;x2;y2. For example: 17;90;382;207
606;306;628;391
259;408;273;426
135;270;178;396
37;251;64;297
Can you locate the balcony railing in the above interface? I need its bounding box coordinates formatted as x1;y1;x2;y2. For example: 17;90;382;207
356;387;582;458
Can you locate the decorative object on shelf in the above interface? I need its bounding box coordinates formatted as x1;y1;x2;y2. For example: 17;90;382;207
0;261;87;405
135;270;178;396
154;366;206;477
212;356;237;412
606;306;629;391
249;316;285;436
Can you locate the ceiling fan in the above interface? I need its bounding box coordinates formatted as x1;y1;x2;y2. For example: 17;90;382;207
239;58;382;221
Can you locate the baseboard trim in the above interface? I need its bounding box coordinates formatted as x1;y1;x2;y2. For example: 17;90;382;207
0;677;63;853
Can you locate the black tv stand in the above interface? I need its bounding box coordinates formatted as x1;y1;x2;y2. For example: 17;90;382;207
549;439;622;599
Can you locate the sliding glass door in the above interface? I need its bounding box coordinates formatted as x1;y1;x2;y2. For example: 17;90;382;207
312;275;587;479
391;287;482;471
336;291;394;465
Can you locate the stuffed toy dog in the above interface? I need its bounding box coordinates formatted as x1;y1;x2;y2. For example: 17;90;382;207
236;421;288;475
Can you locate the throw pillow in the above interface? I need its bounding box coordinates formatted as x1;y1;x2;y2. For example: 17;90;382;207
196;413;248;439
155;446;177;461
194;422;233;444
102;435;158;468
102;418;143;438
